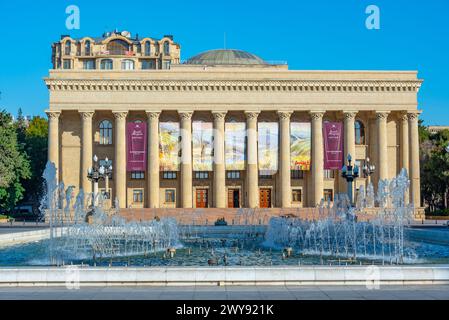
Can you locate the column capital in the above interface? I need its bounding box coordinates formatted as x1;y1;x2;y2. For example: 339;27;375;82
179;111;194;120
112;111;128;120
45;110;61;120
146;111;161;120
375;111;390;120
212;111;227;121
277;111;293;121
343;111;358;120
79;111;95;120
309;111;325;121
407;111;422;121
244;111;260;120
399;111;409;122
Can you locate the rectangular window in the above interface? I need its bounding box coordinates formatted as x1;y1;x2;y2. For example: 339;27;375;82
133;189;144;203
291;170;304;179
163;171;177;180
194;172;209;179
324;170;335;179
226;171;241;179
165;189;176;203
259;173;272;179
292;189;302;203
131;171;145;180
141;60;155;70
324;189;334;202
63;59;71;69
83;60;95;70
162;60;171;70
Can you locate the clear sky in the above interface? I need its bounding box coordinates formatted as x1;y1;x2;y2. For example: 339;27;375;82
0;0;448;125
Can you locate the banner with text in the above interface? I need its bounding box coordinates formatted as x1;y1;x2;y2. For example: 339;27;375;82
290;122;311;170
258;122;279;173
126;122;147;172
323;121;344;170
225;122;246;170
159;122;180;171
192;121;213;171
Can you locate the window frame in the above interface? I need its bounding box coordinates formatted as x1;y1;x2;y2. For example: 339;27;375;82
100;59;113;70
165;189;176;204
355;120;366;145
99;120;113;145
292;189;302;203
133;189;144;203
121;59;135;70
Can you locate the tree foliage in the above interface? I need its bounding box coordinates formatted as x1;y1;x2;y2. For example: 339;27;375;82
0;110;31;211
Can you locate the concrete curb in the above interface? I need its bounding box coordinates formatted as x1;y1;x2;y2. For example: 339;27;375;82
1;265;448;287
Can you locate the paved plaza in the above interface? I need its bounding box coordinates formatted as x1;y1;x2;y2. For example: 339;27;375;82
0;285;448;300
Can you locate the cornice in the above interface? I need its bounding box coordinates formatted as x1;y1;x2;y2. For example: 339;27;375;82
44;79;423;93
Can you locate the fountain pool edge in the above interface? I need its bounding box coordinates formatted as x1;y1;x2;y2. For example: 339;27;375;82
1;265;449;287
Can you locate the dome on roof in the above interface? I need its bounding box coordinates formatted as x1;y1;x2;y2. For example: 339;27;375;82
186;49;267;65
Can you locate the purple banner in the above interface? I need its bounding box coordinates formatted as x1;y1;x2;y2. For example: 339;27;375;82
127;122;147;171
323;122;344;170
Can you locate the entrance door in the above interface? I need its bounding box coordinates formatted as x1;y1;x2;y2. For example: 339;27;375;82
228;189;240;208
196;189;208;208
259;188;272;208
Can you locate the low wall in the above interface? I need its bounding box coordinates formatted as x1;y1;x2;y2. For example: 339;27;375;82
0;229;50;247
1;265;448;286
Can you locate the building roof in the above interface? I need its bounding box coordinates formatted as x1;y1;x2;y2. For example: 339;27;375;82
185;49;267;65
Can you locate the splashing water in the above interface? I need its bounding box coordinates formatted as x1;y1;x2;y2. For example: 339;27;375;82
41;162;180;265
264;169;415;264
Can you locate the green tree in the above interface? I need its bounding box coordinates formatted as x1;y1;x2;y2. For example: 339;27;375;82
21;116;48;204
0;110;31;212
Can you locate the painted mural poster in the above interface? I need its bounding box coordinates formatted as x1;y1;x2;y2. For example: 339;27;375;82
126;122;147;172
159;122;180;171
323;121;344;170
290;122;311;170
258;122;279;173
225;122;246;170
192;121;213;171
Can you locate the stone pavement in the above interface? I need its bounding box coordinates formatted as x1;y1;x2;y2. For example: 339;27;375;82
0;285;448;300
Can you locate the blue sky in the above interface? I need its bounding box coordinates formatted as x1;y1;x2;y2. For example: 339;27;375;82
0;0;448;125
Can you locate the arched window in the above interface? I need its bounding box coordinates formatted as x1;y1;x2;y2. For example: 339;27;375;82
99;120;113;145
121;59;135;70
107;39;130;55
163;41;170;55
65;41;71;55
85;40;91;55
355;120;365;145
100;59;113;70
145;42;151;56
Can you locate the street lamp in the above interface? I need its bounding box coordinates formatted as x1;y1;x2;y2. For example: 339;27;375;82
87;155;113;206
341;154;359;205
362;157;376;185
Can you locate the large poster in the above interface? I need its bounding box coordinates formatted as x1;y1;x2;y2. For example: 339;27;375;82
258;122;279;173
126;122;147;172
291;122;311;170
159;122;180;171
225;122;246;170
323;121;344;170
192;121;213;171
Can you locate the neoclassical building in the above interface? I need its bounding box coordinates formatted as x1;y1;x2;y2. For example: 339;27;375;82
45;31;423;210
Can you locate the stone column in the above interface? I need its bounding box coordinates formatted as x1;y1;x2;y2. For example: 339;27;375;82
408;111;421;208
376;111;390;181
400;112;410;204
343;111;357;202
146;111;161;208
245;111;260;208
80;111;94;194
180;111;193;208
278;111;293;208
113;111;128;208
46;111;61;180
212;111;227;208
310;111;325;207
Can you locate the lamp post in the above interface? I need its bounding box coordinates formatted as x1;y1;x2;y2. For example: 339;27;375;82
362;157;376;185
87;155;113;207
341;154;359;205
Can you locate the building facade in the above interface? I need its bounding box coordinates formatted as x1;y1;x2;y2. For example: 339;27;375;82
45;31;423;209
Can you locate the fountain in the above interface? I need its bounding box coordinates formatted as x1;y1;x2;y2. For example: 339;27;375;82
40;162;180;265
264;169;416;264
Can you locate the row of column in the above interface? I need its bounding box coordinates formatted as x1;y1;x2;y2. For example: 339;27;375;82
46;109;422;209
